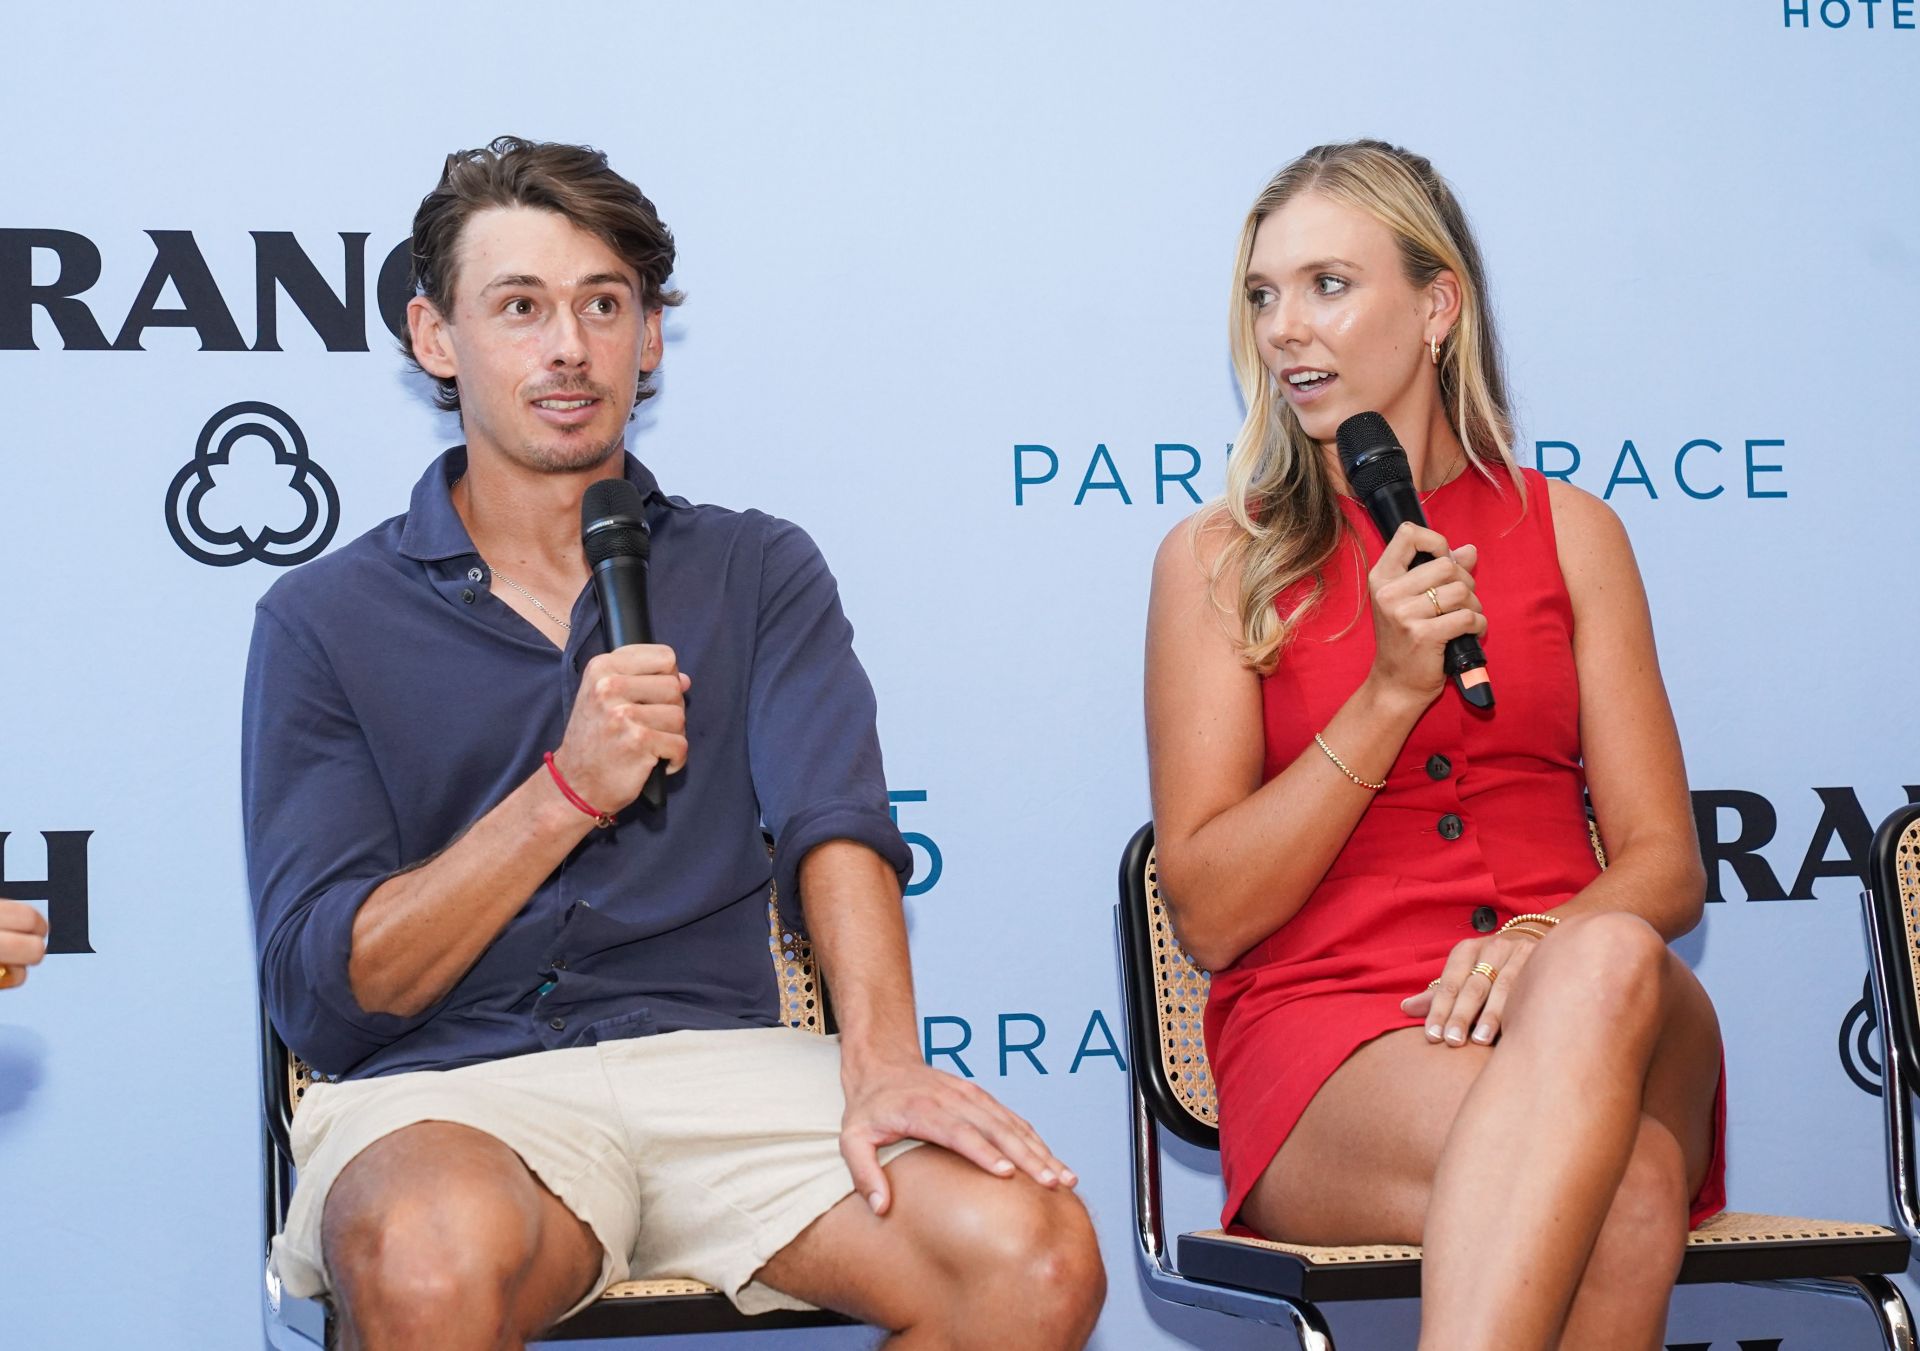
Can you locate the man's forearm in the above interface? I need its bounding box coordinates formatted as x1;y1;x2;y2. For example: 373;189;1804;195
348;767;596;1017
798;840;921;1077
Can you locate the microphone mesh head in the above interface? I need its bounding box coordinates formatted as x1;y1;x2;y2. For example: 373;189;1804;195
581;478;650;565
1335;411;1398;472
1345;447;1413;501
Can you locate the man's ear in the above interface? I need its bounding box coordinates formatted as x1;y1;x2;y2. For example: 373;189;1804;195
407;295;458;380
639;305;664;373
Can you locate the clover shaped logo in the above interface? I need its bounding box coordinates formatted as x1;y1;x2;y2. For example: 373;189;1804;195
165;402;339;567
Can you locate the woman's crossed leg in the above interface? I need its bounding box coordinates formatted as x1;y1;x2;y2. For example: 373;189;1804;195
1242;912;1722;1351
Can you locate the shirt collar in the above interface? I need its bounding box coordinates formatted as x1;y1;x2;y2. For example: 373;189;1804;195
398;446;673;563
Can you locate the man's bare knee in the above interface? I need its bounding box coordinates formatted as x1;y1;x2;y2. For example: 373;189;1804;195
939;1179;1105;1348
323;1125;545;1344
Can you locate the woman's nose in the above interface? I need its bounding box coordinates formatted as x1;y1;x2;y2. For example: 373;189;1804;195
1265;295;1309;352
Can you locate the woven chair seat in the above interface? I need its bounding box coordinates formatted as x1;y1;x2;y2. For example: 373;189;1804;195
599;1279;722;1300
1178;1211;1909;1303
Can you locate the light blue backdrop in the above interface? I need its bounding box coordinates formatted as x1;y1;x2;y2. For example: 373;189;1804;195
2;2;1916;1346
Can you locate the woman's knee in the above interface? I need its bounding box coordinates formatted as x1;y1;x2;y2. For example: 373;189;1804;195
1513;911;1670;1034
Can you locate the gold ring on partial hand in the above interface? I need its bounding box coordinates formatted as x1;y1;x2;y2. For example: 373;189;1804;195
1427;978;1442;989
1426;587;1443;616
1470;961;1498;983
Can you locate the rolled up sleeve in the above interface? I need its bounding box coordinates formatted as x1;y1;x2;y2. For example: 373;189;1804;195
745;519;911;926
242;605;435;1076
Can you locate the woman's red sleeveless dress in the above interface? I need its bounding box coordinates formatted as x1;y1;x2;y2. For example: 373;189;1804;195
1204;466;1726;1232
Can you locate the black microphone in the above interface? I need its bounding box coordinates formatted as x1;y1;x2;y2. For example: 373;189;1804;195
581;478;667;809
1335;411;1494;711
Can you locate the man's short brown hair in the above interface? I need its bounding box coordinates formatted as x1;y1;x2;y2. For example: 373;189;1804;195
403;136;685;413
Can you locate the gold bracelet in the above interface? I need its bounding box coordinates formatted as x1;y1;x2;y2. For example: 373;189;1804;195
1499;912;1560;935
1502;924;1548;942
1313;732;1386;791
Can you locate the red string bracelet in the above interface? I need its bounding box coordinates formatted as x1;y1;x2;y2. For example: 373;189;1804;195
544;752;614;828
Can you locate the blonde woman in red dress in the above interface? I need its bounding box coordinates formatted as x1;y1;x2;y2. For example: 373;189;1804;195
1144;140;1725;1350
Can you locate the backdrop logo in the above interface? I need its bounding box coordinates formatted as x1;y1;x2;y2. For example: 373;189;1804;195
0;831;95;954
1694;786;1919;902
0;229;410;351
1782;0;1916;27
1012;443;1221;506
1534;438;1787;500
165;402;339;567
922;1009;1127;1078
888;789;944;896
1840;976;1884;1096
1008;438;1790;506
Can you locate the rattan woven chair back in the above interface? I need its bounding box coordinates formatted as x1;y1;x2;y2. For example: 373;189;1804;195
1121;829;1213;1143
283;887;823;1118
1870;803;1920;1092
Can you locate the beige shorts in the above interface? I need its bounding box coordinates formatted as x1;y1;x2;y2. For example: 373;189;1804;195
271;1026;921;1318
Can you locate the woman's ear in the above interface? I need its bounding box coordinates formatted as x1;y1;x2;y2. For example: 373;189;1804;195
1427;268;1463;339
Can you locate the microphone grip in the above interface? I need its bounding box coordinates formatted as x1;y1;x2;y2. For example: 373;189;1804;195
590;555;670;809
640;760;667;809
1404;546;1495;709
1348;448;1494;709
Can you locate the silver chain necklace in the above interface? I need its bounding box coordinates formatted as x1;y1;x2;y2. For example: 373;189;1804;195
490;569;572;631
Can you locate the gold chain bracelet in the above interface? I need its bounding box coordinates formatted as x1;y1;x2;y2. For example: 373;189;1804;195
1313;732;1386;791
1499;912;1561;936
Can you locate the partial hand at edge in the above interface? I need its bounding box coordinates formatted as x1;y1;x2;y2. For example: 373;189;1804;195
0;899;49;989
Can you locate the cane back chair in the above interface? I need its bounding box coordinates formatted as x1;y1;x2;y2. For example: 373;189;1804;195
1864;804;1920;1249
261;882;854;1347
1115;821;1915;1350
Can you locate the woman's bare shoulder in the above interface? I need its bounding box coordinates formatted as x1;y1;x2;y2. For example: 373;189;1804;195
1545;477;1635;572
1153;502;1240;591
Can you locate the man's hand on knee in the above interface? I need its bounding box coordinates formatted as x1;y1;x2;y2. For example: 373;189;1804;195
839;1059;1077;1216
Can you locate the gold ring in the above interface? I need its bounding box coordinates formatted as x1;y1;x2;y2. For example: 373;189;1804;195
1426;587;1443;616
1470;961;1498;983
1427;978;1442;989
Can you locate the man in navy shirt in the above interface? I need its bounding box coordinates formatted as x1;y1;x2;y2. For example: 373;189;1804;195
245;137;1101;1350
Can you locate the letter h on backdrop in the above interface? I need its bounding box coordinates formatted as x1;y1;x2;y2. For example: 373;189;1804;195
0;831;94;953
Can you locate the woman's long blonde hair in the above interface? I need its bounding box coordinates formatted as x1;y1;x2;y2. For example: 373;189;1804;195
1210;140;1522;674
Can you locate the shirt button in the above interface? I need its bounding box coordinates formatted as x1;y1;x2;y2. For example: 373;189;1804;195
1472;905;1498;933
460;588;476;604
549;1017;567;1031
467;566;484;582
1438;813;1464;841
551;958;568;972
1426;754;1452;781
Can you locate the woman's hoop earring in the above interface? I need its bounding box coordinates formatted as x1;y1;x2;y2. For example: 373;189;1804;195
1429;334;1442;366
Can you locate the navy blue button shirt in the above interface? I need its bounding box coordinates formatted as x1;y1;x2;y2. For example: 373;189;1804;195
243;448;910;1080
